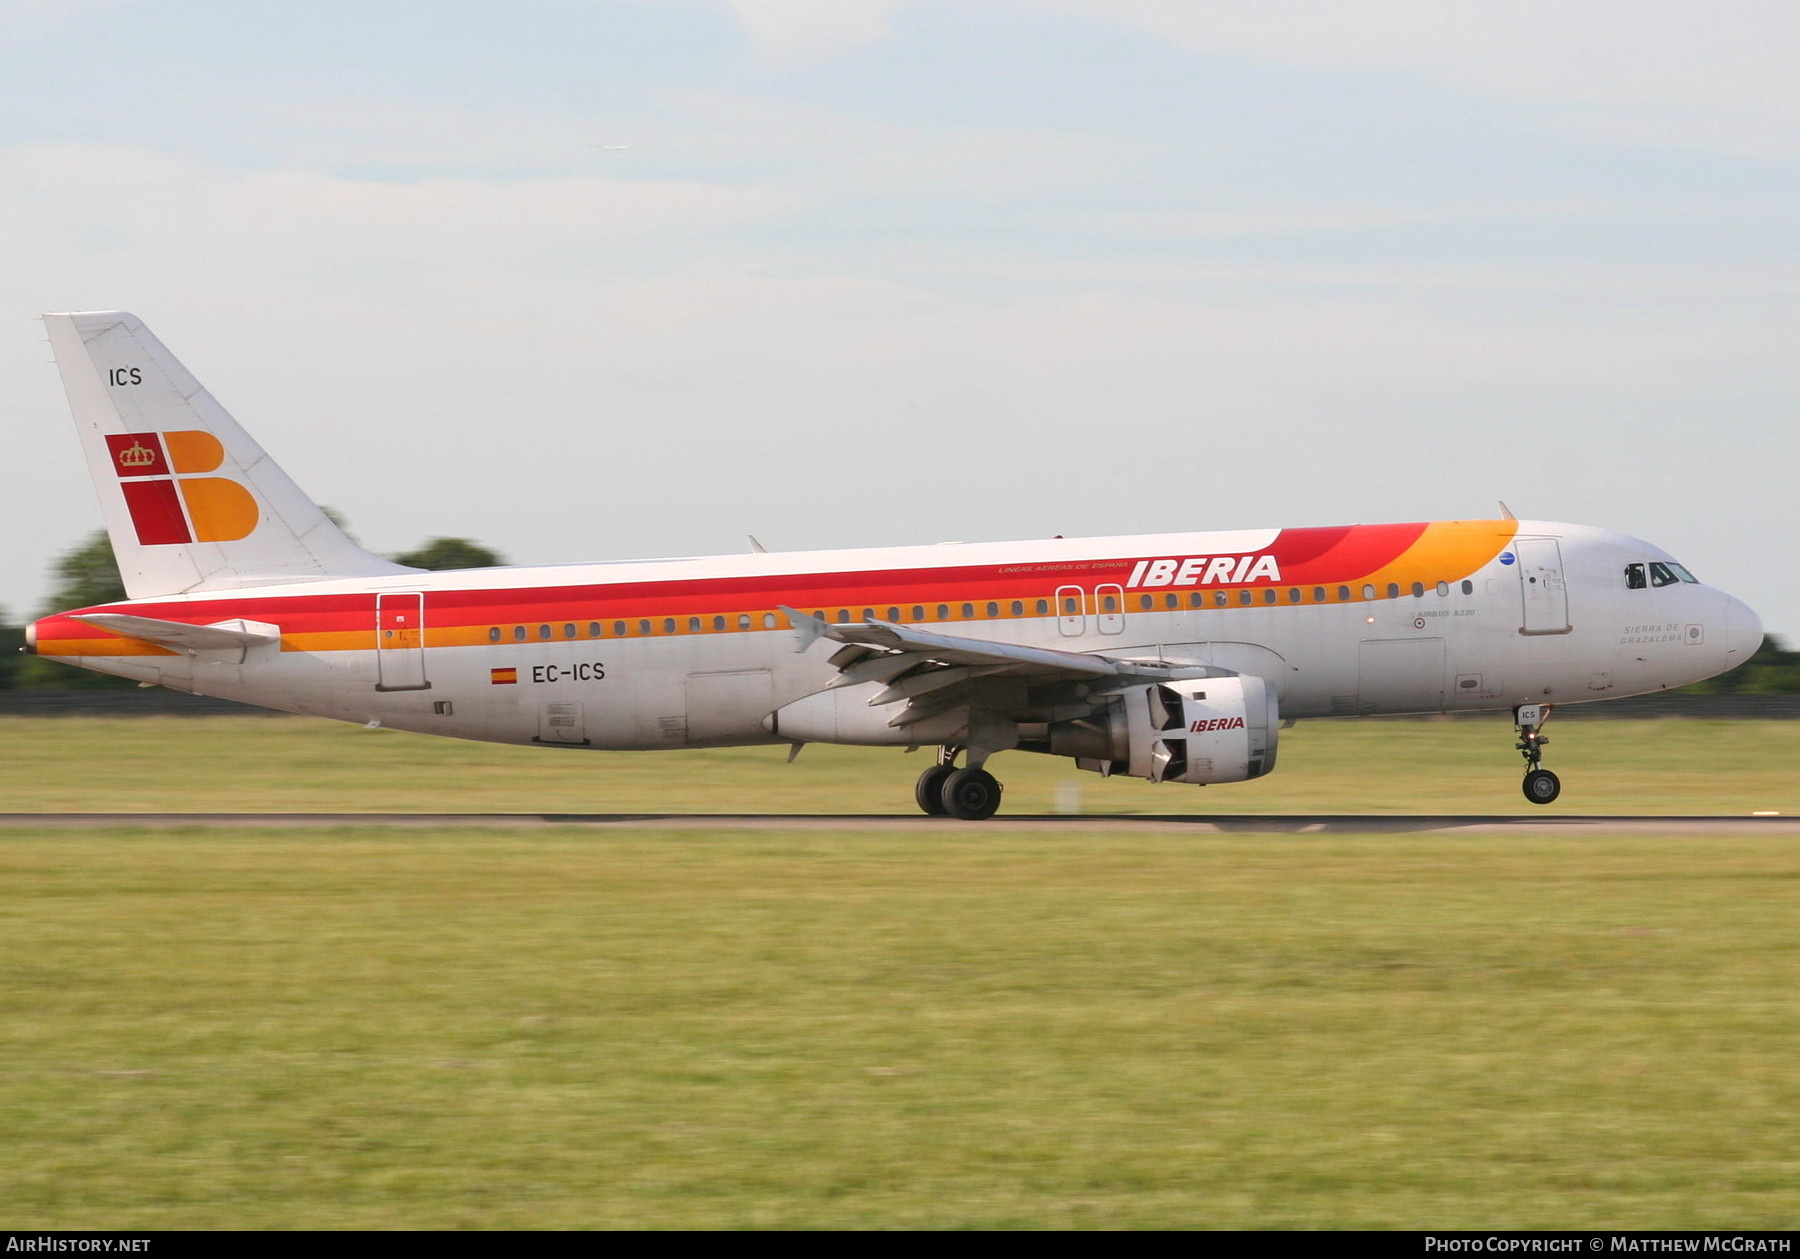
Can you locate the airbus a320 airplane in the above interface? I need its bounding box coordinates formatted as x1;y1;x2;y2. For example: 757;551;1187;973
27;312;1763;818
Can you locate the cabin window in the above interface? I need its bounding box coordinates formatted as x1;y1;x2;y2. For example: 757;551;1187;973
1411;582;1424;598
512;626;526;642
1338;586;1351;601
1386;584;1400;600
986;602;999;618
1436;582;1449;597
911;606;924;621
1011;601;1023;616
1263;589;1277;605
662;618;676;634
588;622;602;637
1239;590;1253;606
738;614;751;629
1189;592;1204;608
1313;587;1325;602
615;621;628;637
763;613;777;629
536;624;550;640
488;627;501;642
714;616;727;631
639;620;652;635
961;603;974;618
835;609;849;623
887;607;900;621
1160;593;1175;610
1461;581;1474;595
936;604;949;620
1215;591;1228;607
1036;599;1049;615
1289;588;1301;603
1063;596;1081;615
563;623;577;639
1139;594;1153;611
1363;585;1376;601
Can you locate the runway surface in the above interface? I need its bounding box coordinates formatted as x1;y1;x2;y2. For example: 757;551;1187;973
0;812;1794;833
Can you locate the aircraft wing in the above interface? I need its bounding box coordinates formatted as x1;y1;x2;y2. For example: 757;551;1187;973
780;606;1217;730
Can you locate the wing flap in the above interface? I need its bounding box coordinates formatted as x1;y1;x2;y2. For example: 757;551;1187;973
781;606;1126;679
780;607;1225;735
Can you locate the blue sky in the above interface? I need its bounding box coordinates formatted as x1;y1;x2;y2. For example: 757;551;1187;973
3;0;1795;638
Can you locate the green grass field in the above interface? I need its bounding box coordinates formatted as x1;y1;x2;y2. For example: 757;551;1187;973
1;714;1796;815
1;718;1796;1228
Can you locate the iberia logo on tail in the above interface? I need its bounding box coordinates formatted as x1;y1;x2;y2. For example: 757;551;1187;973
105;431;259;545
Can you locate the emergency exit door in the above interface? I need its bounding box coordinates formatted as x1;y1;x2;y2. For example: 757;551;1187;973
1056;585;1086;636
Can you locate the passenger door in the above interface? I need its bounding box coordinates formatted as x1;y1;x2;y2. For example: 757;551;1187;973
1516;538;1571;635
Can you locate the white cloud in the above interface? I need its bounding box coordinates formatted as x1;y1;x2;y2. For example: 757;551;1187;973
664;89;1165;201
677;0;1800;157
0;0;130;27
691;0;900;65
1039;0;1800;158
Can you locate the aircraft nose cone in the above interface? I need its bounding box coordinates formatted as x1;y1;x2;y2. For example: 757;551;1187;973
1723;595;1764;663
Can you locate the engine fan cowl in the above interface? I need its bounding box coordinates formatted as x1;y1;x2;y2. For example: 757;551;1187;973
1048;676;1279;785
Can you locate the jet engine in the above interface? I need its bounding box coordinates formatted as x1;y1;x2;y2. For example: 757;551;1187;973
1027;676;1279;784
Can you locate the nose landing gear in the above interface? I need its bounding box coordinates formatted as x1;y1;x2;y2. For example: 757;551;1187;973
1514;704;1560;805
914;745;1004;820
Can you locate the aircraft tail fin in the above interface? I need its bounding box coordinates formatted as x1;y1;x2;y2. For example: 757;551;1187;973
43;311;415;600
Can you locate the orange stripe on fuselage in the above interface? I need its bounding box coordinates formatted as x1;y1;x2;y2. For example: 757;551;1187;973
1356;520;1517;594
34;636;178;658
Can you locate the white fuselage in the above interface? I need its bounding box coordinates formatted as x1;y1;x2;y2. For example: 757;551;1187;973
35;519;1763;755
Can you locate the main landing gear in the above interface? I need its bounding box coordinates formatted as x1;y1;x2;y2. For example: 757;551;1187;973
914;746;1004;820
1514;703;1560;805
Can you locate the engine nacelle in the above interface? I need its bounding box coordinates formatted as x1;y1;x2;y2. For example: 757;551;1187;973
1039;676;1279;784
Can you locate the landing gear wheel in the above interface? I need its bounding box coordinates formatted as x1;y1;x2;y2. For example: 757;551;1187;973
940;767;1003;821
1523;769;1561;806
914;764;955;816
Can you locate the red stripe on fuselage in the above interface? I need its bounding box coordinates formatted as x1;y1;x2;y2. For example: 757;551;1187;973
1268;522;1428;586
34;522;1458;643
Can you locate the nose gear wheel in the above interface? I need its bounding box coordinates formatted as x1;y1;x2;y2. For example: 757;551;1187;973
1523;768;1561;805
1514;704;1560;806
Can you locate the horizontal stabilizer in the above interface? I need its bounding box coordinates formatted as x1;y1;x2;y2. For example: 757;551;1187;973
71;613;281;652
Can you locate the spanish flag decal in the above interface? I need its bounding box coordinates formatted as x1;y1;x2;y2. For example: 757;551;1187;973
490;667;518;685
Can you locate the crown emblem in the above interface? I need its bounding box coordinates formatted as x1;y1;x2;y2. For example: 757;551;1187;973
118;440;156;468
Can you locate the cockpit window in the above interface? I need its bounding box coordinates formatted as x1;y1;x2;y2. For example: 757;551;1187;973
1648;561;1681;588
1625;563;1646;590
1668;562;1699;584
